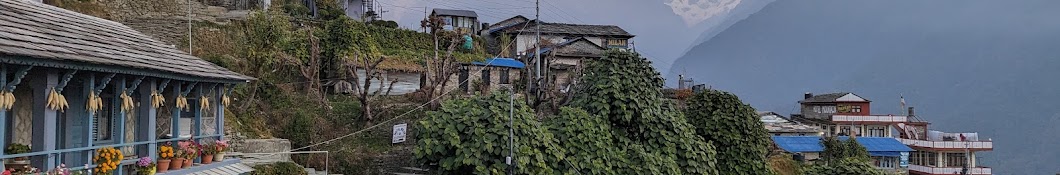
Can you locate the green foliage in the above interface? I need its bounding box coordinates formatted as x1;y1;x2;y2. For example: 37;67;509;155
415;91;567;175
570;50;718;175
5;143;30;154
820;136;871;163
368;20;400;28
685;90;774;174
545;108;626;174
252;162;308;175
801;158;886;175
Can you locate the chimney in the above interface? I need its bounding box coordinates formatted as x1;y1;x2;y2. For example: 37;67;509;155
804;92;813;99
908;107;915;116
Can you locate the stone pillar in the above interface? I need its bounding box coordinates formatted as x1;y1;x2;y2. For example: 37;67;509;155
137;79;158;159
936;152;944;167
886;125;894;137
30;71;58;169
970;152;977;167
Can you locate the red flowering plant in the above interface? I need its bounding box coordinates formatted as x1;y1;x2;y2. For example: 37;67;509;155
177;140;198;160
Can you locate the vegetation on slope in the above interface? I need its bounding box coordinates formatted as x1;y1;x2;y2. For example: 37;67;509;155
685;90;775;174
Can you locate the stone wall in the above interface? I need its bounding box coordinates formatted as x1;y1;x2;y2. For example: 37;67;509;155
12;86;33;145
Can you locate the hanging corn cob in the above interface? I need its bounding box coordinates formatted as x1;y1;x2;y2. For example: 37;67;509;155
87;93;103;113
150;90;165;108
0;90;14;110
200;95;210;112
46;88;69;111
221;94;230;107
175;95;188;111
119;91;135;112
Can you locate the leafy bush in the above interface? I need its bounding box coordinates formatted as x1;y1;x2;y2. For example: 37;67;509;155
685;90;774;174
545;107;626;174
252;162;308;175
415;91;566;175
570;50;718;175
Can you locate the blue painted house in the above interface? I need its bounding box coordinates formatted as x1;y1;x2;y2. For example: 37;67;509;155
0;0;253;174
772;136;914;173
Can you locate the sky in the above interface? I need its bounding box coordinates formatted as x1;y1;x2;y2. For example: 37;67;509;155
375;0;743;75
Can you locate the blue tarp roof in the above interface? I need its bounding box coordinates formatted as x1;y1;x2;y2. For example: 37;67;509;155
472;58;525;69
772;136;914;156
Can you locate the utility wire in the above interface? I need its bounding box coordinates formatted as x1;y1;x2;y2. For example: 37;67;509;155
280;20;537;154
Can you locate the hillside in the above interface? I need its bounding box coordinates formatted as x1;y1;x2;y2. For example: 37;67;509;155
668;0;1060;174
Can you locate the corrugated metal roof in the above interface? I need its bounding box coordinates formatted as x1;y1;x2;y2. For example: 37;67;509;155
772;136;914;153
0;0;253;82
472;58;524;69
432;8;478;18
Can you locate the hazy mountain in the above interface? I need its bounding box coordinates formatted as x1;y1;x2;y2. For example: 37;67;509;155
668;0;1060;174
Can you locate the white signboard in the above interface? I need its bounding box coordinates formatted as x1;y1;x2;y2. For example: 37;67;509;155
392;123;408;143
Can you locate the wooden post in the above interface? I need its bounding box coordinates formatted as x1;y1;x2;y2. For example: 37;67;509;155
171;83;182;144
82;74;95;165
137;79;158;159
217;85;227;141
31;70;58;169
192;83;203;163
0;64;7;170
114;78;127;174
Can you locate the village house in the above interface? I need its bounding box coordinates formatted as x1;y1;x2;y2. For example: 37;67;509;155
448;58;524;94
0;0;253;174
431;8;479;34
481;16;634;91
790;92;994;175
772;136;914;174
338;0;376;21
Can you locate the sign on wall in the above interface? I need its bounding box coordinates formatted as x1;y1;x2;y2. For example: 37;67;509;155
900;152;909;168
392;123;407;143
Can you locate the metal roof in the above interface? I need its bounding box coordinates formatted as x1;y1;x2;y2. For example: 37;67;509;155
0;0;253;82
772;136;914;155
432;8;478;18
471;58;524;69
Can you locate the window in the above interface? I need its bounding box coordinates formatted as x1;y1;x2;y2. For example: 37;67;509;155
867;126;887;137
852;105;862;113
946;153;967;167
875;156;897;168
500;69;510;84
607;39;628;48
813;105;836;113
93;95;115;142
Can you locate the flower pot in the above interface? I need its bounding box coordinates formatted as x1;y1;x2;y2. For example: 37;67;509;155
183;158;192;167
214;152;225;162
157;159;171;173
171;158;185;170
202;154;214;164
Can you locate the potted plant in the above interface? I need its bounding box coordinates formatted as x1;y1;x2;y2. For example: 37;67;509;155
156;145;174;173
47;164;71;175
178;140;197;168
170;148;185;170
135;157;156;175
4;144;31;164
200;142;215;164
92;147;123;175
213;140;229;162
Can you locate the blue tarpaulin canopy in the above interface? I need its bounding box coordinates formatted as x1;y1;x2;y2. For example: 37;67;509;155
771;136;914;157
472;58;525;69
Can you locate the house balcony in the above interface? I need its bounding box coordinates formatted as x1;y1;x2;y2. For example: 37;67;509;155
831;115;908;124
897;138;993;151
908;165;991;175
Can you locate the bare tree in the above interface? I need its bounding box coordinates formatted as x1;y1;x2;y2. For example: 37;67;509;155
419;16;465;108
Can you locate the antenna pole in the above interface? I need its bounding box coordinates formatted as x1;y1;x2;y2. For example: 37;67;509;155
534;0;541;102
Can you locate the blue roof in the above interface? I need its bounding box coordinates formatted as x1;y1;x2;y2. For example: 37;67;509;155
472;58;525;69
771;136;914;156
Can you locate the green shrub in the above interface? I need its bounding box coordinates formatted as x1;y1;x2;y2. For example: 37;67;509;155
685;90;774;174
415;91;566;175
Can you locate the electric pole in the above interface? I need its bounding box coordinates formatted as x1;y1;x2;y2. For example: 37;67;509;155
534;0;541;104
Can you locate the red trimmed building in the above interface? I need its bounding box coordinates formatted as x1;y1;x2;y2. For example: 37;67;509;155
791;92;993;175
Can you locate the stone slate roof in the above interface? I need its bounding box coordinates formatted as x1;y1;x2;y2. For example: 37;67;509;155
432;8;478;18
800;92;863;103
0;0;253;82
512;22;634;37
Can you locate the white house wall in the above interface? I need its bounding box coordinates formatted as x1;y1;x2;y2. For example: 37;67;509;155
356;69;421;95
836;93;867;101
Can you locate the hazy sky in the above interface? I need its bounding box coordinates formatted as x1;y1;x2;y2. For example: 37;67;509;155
376;0;743;73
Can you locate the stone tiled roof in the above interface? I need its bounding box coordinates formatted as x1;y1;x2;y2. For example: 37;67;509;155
432;8;478;18
0;0;253;82
512;22;634;37
800;92;851;103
